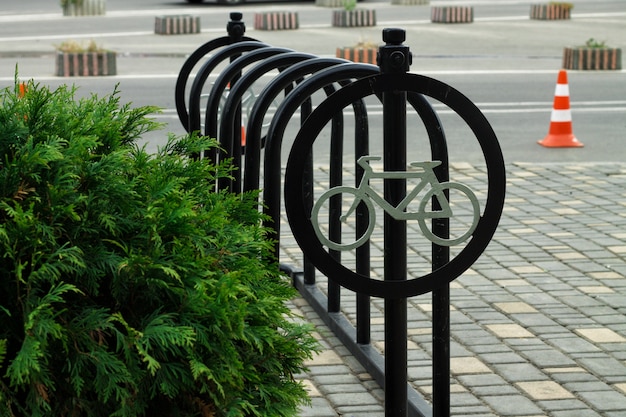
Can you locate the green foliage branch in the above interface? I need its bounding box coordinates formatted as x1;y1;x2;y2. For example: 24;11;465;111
583;37;608;48
343;0;357;11
0;79;317;417
55;40;109;53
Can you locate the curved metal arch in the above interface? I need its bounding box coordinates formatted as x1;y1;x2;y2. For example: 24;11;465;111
202;47;295;176
217;51;320;192
262;63;380;251
206;46;296;141
245;57;352;193
187;41;271;134
174;35;258;132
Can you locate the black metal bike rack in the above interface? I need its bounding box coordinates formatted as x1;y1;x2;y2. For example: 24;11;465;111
175;16;506;417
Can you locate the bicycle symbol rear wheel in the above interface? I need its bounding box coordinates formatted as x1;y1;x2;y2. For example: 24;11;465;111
417;182;480;246
311;186;376;251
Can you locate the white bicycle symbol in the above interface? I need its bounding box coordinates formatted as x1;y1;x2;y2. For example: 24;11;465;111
311;156;481;251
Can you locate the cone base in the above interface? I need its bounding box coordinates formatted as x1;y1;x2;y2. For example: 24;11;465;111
538;134;584;148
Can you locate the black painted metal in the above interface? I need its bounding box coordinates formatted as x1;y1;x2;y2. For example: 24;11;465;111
285;74;505;297
215;50;316;193
283;75;504;414
285;264;433;417
419;91;449;417
355;102;371;342
242;57;348;194
268;63;452;417
243;58;346;193
327;97;346;314
174;12;256;133
206;47;293;137
204;47;296;191
243;57;363;303
260;63;376;313
380;28;410;417
224;55;451;416
262;63;378;251
176;19;506;417
424;82;452;417
188;41;269;136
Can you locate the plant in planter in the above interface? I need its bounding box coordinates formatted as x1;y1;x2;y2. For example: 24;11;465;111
562;38;622;70
332;0;376;28
61;0;106;16
55;39;116;76
0;79;318;417
530;2;573;20
336;38;380;64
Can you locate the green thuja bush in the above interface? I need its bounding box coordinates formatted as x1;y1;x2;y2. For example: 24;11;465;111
0;80;317;417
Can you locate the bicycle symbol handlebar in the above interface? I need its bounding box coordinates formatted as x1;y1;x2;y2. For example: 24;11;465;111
311;155;481;251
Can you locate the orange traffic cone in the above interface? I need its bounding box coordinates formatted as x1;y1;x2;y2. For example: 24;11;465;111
538;70;583;148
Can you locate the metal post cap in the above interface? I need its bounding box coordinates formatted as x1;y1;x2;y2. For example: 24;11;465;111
379;28;410;72
383;28;406;45
227;12;245;38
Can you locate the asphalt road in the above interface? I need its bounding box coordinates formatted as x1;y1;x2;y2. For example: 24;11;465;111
0;0;624;164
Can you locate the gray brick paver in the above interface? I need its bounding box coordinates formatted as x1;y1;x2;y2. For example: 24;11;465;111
520;348;578;368
537;399;595;412
291;163;626;417
576;389;626;412
551;408;603;417
482;394;544;416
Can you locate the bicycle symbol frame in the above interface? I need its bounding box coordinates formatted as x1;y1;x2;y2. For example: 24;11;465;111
311;156;480;251
284;73;505;298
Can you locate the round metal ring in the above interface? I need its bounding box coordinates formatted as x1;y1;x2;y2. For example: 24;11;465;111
284;73;506;299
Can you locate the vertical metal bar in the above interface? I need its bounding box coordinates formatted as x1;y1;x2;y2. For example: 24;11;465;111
354;98;371;345
408;90;449;417
224;13;245;192
380;28;411;417
432;283;450;417
328;111;344;312
301;98;316;286
429;109;450;417
432;161;450;417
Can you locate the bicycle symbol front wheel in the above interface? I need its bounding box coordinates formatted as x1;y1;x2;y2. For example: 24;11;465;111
417;182;480;246
311;186;376;251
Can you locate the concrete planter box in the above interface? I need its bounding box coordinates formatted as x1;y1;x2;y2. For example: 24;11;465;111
62;0;105;16
391;0;428;5
530;3;572;20
562;47;622;70
336;46;378;64
431;6;473;23
254;12;299;30
332;9;376;27
155;15;201;35
56;51;117;77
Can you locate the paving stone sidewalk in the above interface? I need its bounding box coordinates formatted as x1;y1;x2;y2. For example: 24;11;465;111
284;162;626;417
